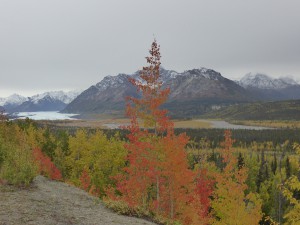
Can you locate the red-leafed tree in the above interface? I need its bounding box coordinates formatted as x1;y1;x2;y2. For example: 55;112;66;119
114;40;171;211
110;40;210;224
196;169;215;218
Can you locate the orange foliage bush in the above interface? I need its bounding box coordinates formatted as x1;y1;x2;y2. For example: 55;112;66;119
33;148;62;181
79;168;91;191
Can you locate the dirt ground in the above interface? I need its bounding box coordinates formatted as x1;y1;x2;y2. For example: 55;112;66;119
0;176;156;225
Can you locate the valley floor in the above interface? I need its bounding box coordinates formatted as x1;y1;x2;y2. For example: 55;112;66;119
0;176;155;225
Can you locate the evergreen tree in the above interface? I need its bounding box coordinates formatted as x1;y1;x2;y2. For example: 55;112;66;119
238;152;245;169
271;153;277;175
286;156;291;178
257;150;267;192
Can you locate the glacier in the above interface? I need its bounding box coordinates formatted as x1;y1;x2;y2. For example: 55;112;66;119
13;111;78;120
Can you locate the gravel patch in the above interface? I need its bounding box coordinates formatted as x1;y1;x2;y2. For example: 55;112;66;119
0;176;156;225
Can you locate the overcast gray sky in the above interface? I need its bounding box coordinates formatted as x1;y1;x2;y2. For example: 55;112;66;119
1;0;300;97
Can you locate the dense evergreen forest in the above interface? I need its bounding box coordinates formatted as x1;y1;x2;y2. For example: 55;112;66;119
43;125;300;149
1;41;300;225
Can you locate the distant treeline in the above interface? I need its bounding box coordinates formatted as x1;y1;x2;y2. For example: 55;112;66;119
177;128;300;148
40;122;300;149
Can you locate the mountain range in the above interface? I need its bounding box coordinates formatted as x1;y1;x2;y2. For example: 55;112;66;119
0;91;81;113
63;68;300;117
238;73;300;101
1;68;300;118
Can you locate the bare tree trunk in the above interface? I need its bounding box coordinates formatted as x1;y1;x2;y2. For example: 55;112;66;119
278;149;285;224
170;182;174;219
170;194;174;219
156;175;160;213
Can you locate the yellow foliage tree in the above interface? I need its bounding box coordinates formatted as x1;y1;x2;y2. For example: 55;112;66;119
66;129;127;196
211;130;262;225
281;143;300;225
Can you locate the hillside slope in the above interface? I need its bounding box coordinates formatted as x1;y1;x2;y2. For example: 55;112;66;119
0;176;155;225
201;100;300;120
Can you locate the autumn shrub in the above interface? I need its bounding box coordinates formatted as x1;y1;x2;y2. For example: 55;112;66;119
66;130;127;196
79;168;91;191
0;137;4;168
103;198;182;225
33;147;62;180
0;143;37;186
0;120;38;186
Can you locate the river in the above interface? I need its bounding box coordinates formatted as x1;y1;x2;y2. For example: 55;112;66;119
197;120;273;130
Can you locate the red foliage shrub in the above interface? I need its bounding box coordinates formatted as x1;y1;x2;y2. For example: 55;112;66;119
79;168;91;192
33;148;62;180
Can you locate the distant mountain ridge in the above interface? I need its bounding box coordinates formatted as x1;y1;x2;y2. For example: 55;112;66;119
64;68;300;117
238;72;300;101
0;94;29;112
166;68;249;101
239;72;298;89
0;90;81;113
63;67;251;117
2;68;300;118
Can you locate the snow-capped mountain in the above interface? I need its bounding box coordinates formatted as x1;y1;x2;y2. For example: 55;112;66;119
63;67;250;116
239;72;300;101
64;68;300;117
0;94;28;106
1;90;82;113
92;67;181;92
166;68;246;101
279;76;298;86
30;90;82;105
0;94;29;112
239;73;299;89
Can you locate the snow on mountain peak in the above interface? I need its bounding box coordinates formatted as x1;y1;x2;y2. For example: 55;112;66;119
93;67;224;93
94;68;183;91
0;94;28;106
0;90;82;107
185;68;222;81
279;76;298;85
240;72;299;89
30;90;81;104
95;74;128;91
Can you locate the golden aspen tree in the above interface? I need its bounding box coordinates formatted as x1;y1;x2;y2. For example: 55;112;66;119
281;143;300;224
211;130;262;225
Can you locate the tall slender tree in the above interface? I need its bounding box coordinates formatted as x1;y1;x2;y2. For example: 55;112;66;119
111;40;209;224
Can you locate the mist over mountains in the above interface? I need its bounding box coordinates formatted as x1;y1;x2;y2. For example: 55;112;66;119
1;68;300;117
